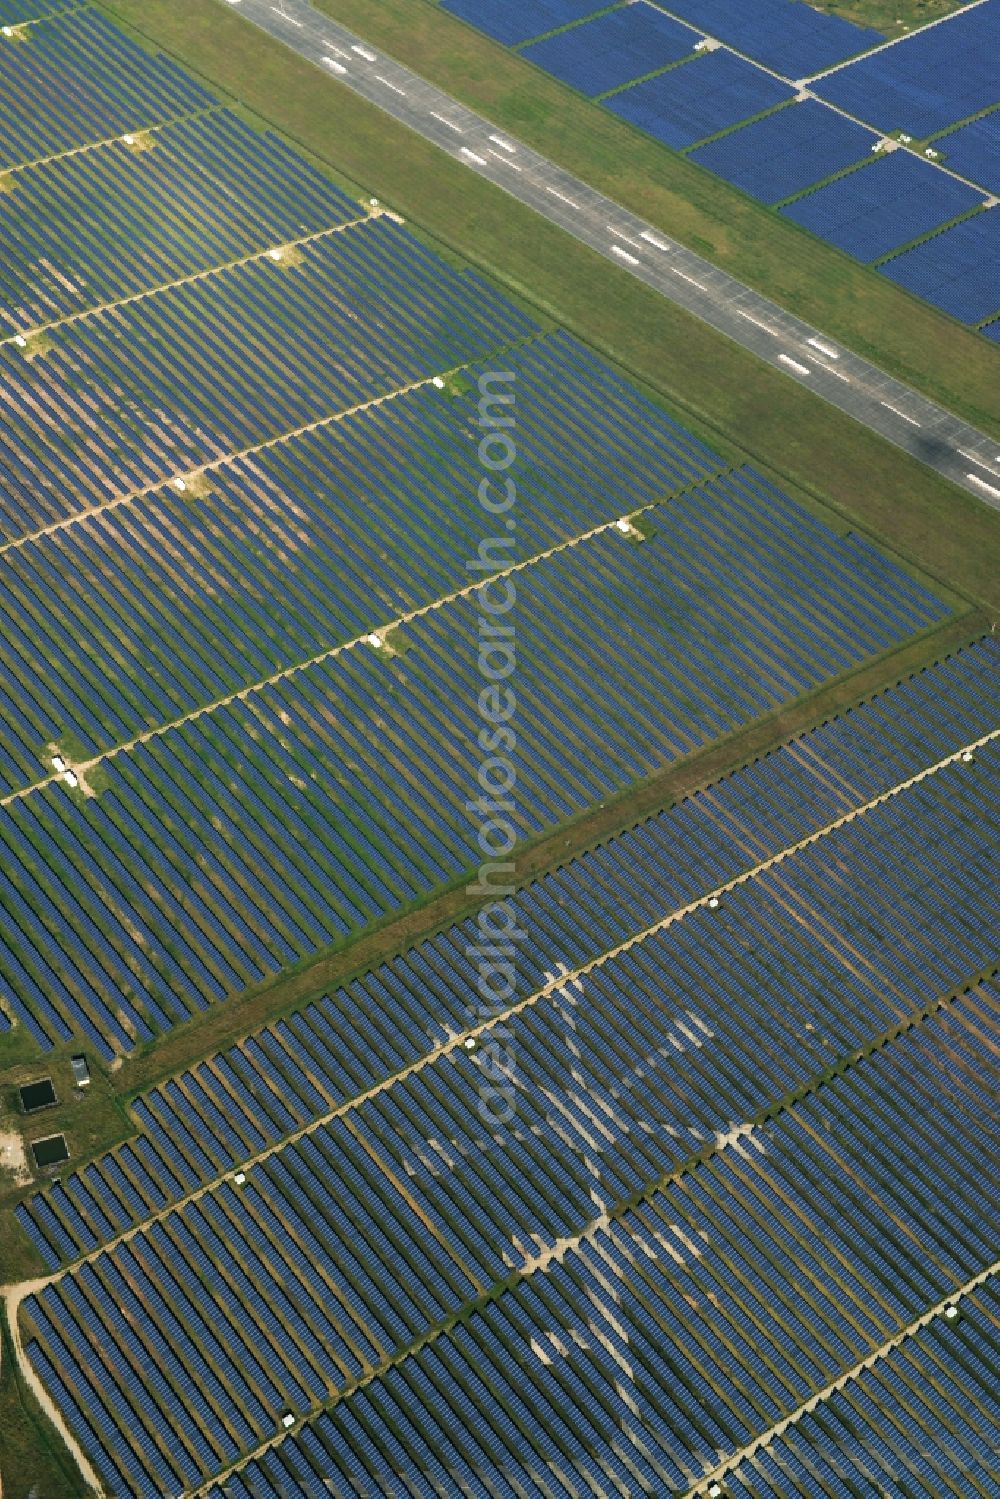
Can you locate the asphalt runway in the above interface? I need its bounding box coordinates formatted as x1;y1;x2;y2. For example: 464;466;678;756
221;0;1000;511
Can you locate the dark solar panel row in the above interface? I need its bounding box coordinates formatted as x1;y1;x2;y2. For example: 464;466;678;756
815;0;1000;137
651;0;880;78
689;98;876;205
881;208;1000;323
21;918;1000;1488
781;152;983;262
0;8;213;169
605;49;793;149
440;0;603;49
0;331;719;796
0;462;950;1057
0;110;360;330
36;984;984;1496
934;109;1000;194
521;4;697;97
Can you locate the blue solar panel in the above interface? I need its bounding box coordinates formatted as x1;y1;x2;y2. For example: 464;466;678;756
521;3;696;95
439;0;604;47
657;0;879;77
0;0;75;18
880;208;1000;322
781;151;983;261
815;0;1000;136
605;49;792;149
935;110;1000;193
983;316;1000;341
689;98;876;204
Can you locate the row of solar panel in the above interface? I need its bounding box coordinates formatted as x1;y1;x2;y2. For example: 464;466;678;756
0;464;949;1055
207;1273;1000;1498
23;984;999;1493
0;109;361;330
443;0;878;77
15;636;997;1257
445;0;996;141
0;215;539;541
817;0;1000;137
0;0;75;25
0;7;213;169
0;331;723;795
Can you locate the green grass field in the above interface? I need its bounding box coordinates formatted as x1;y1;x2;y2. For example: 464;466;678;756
818;0;969;32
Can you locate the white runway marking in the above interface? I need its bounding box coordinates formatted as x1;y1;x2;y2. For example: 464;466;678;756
671;267;706;289
737;310;777;335
880;401;920;427
430;111;463;133
959;449;1000;471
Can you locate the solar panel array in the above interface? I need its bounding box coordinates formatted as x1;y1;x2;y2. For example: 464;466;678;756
0;7;960;1076
0;219;538;540
0;458;948;1058
440;0;601;47
880;207;1000;324
781;152;983;262
21;938;1000;1491
688;98;875;206
15;638;1000;1268
3;4;998;1495
203;1267;1000;1498
0;0;71;20
722;1280;1000;1496
521;3;696;97
935;109;1000;194
649;0;880;77
604;48;793;150
0;331;717;794
0;110;363;329
0;8;212;167
815;0;1000;138
16;655;1000;1492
